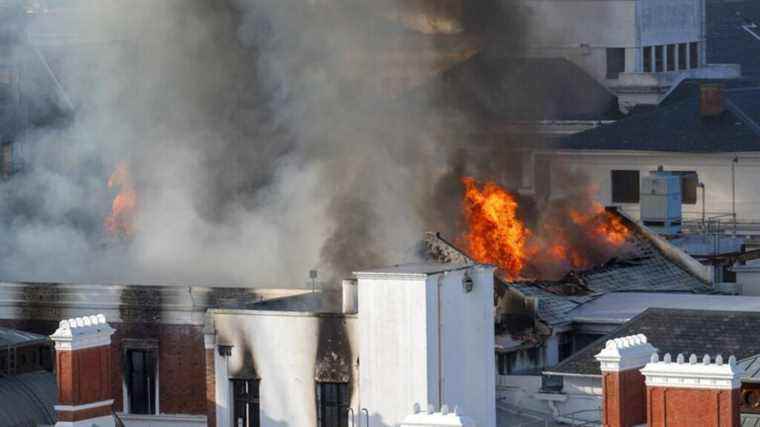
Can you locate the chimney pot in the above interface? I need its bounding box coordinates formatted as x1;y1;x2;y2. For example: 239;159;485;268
700;83;725;117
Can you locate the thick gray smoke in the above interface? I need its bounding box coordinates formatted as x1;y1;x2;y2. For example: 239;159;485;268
0;0;529;286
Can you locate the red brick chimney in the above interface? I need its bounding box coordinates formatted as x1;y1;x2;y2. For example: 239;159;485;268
50;314;115;427
641;352;743;427
700;83;725;117
595;334;657;427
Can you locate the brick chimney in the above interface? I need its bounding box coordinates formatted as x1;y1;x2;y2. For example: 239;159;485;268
641;352;743;427
50;314;115;427
595;334;657;427
700;83;725;117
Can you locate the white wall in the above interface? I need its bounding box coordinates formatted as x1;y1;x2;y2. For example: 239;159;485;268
638;0;703;47
540;152;760;222
357;265;496;427
115;414;206;427
211;311;359;427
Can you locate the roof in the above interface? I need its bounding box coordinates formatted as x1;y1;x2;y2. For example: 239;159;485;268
570;292;760;325
406;54;621;122
707;0;760;80
506;213;711;326
556;87;760;153
0;327;47;348
355;262;475;276
548;308;760;376
0;370;56;426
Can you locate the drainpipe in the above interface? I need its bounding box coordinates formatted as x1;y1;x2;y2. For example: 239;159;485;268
437;273;445;411
732;157;738;237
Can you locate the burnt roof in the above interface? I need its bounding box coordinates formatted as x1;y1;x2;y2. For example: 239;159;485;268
406;53;622;122
547;308;760;376
506;212;711;326
556;87;760;153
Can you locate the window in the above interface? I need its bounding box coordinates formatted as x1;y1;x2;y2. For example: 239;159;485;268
232;379;260;427
611;170;640;204
497;352;515;375
689;42;699;68
125;349;157;414
2;143;11;178
606;48;625;79
643;46;652;72
678;43;687;70
654;45;664;72
666;44;676;71
558;333;574;362
316;382;349;427
675;171;698;205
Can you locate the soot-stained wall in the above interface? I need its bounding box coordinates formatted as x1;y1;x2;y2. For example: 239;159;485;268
212;311;359;427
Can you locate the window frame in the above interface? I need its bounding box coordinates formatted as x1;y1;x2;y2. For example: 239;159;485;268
232;378;261;427
611;170;640;204
316;382;350;427
643;46;652;72
122;339;159;415
606;47;626;79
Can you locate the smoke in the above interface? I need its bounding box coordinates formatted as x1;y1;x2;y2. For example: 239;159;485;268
0;0;532;286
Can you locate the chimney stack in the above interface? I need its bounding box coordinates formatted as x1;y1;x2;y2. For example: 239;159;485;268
50;314;115;427
641;353;743;427
700;83;725;117
595;334;657;427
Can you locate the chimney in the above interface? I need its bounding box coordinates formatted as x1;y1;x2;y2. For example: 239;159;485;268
700;83;725;117
595;334;657;427
342;278;358;314
641;353;743;427
50;314;115;427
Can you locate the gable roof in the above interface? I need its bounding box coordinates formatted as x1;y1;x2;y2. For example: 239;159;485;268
406;53;622;122
547;308;760;376
556;87;760;153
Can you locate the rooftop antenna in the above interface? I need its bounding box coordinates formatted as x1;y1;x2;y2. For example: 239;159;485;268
309;270;318;293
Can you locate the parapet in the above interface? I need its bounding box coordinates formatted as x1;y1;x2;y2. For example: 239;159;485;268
595;334;658;372
641;353;744;390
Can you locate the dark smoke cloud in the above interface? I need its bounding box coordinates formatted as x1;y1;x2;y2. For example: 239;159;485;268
0;0;531;286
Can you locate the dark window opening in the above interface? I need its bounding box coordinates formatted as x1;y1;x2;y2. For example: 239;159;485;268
643;46;652;72
655;45;664;72
2;143;11;178
316;382;349;427
233;379;260;427
689;42;699;68
125;349;156;415
678;43;687;70
497;352;515;375
540;374;564;393
611;170;640;204
606;48;626;79
666;44;676;71
673;171;698;204
558;333;574;362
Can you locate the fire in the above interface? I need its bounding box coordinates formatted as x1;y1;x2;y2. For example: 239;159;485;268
460;177;630;279
104;161;137;238
461;177;531;279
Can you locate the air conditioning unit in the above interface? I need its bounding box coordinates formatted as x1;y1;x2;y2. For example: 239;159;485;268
641;170;682;236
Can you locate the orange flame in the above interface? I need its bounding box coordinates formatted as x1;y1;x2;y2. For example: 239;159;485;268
461;177;531;279
104;161;137;238
460;177;630;279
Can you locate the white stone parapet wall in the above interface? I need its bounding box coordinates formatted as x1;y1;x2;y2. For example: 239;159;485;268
50;313;115;351
401;403;477;427
640;353;744;390
594;334;658;372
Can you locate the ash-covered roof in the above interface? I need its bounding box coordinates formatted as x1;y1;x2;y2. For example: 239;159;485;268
547;308;760;376
506;212;711;326
556;87;760;153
